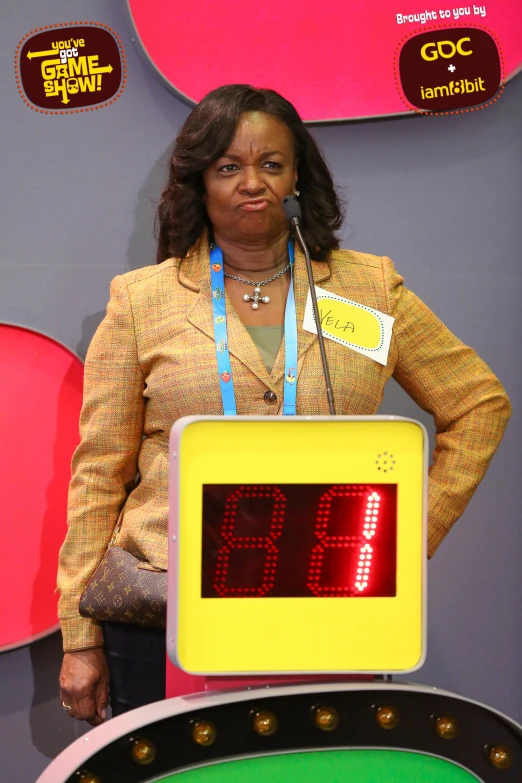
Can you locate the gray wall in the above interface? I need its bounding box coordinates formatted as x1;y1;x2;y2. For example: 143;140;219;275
1;1;521;781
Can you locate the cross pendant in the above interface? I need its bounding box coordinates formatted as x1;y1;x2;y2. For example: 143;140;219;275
243;286;271;311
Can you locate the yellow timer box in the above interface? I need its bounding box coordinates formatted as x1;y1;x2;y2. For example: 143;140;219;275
167;416;427;675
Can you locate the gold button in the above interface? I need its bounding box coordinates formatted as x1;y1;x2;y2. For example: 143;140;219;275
375;705;400;730
253;710;278;736
130;737;156;765
314;705;340;731
192;720;217;746
77;773;101;783
434;715;458;740
488;744;513;769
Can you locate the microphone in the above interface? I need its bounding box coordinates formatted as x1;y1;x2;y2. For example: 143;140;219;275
282;196;336;415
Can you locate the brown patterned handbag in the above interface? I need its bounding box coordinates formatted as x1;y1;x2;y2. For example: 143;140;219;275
79;546;167;628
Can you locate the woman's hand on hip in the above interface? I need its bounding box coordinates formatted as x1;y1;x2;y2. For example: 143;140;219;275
59;648;109;725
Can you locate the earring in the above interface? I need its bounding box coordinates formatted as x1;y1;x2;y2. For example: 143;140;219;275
295;189;300;197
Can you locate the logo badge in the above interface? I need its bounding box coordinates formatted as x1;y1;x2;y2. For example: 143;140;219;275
398;27;502;112
16;23;125;113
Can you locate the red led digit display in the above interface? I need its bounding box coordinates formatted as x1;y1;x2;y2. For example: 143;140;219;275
213;486;286;597
202;484;396;598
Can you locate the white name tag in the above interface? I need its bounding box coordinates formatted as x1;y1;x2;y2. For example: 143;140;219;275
303;286;394;366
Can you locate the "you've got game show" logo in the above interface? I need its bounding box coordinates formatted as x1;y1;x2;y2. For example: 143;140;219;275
15;22;126;114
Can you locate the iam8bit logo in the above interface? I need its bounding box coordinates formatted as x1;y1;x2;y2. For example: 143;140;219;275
15;22;126;114
398;27;502;113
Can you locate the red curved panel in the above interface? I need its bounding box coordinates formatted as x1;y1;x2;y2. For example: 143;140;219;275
127;0;522;121
0;325;83;652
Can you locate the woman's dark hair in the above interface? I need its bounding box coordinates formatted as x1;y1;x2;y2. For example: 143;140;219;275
156;84;344;263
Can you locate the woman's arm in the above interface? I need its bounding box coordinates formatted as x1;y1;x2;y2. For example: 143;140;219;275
57;274;145;651
383;256;512;557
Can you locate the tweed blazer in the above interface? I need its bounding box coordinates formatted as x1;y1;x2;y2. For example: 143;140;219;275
57;235;511;650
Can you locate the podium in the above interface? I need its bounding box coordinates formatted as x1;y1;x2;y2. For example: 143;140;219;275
167;416;427;689
35;417;522;783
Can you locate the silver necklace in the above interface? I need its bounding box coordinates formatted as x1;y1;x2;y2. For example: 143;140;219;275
224;264;291;310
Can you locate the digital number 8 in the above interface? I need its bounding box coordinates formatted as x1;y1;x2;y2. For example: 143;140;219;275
213;486;286;597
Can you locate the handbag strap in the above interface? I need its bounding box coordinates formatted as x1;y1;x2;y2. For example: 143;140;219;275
107;508;125;550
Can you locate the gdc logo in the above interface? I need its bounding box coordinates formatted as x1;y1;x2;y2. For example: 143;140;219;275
420;38;473;60
399;27;501;111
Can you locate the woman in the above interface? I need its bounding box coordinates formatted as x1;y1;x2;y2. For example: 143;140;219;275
57;84;511;723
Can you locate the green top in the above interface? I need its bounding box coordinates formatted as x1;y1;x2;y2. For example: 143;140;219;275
245;324;284;374
158;749;479;783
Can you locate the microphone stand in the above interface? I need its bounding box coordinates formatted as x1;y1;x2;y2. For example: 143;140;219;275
290;218;336;416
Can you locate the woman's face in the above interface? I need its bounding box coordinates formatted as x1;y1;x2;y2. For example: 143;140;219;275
203;111;298;245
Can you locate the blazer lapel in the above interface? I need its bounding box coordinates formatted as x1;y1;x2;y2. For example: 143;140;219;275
183;236;272;383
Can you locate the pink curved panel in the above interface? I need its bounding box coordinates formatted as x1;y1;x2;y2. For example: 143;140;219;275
127;0;522;121
0;325;83;652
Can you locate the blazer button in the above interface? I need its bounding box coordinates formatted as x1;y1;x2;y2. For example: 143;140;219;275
263;390;277;405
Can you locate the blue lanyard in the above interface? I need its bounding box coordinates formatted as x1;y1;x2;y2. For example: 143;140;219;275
210;241;298;416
